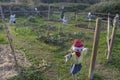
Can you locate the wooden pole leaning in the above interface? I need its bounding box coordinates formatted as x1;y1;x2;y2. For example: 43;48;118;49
107;14;119;61
106;13;110;55
0;5;23;80
88;18;101;80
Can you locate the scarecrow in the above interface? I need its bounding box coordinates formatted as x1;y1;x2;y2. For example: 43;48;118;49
35;7;38;11
9;14;16;24
65;39;85;77
87;12;93;28
62;16;67;26
88;12;93;21
35;7;39;14
60;6;64;19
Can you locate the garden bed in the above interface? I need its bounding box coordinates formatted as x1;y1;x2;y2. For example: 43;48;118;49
75;23;107;31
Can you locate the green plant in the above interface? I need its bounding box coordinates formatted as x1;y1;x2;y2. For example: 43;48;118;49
27;16;36;22
8;68;48;80
0;34;8;44
9;15;120;80
14;27;33;36
86;1;120;15
0;24;3;30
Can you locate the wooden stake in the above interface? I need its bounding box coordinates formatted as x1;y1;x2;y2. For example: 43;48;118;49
72;75;77;80
107;14;119;61
75;11;77;22
107;13;110;55
88;21;91;29
88;18;101;80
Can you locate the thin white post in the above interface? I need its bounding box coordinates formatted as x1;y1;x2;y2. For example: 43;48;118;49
107;14;119;61
107;13;110;54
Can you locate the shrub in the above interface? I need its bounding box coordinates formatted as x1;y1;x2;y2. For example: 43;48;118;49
27;16;36;22
51;3;90;12
85;1;120;15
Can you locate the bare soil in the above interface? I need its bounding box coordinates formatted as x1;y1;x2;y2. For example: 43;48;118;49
75;24;107;31
0;44;31;80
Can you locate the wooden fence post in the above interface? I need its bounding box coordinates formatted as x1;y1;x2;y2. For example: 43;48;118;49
88;18;101;80
107;14;119;61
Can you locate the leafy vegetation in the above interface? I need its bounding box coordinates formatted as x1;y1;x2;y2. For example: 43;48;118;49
6;12;120;80
86;1;120;15
0;34;8;44
8;68;48;80
0;24;8;44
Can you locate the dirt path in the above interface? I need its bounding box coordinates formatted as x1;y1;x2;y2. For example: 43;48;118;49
0;44;31;80
0;44;16;80
75;24;107;31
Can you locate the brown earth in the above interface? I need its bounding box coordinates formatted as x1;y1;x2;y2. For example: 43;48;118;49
75;24;107;31
0;44;31;80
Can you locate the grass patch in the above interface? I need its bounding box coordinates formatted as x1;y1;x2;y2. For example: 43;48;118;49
0;34;8;44
7;13;120;80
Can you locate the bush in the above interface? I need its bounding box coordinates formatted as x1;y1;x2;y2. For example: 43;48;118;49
27;16;36;22
85;1;120;15
51;3;90;12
